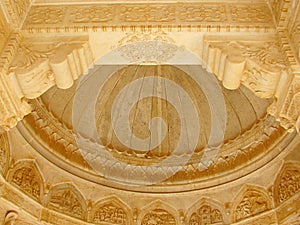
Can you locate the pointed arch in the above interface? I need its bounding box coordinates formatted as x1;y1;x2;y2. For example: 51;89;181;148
137;200;179;225
45;182;87;221
90;196;133;225
231;184;272;223
7;159;44;203
186;197;228;225
273;161;300;206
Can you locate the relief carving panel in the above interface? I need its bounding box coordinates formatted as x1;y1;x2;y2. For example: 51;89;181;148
46;184;86;220
233;186;272;222
9;161;43;202
189;205;224;225
92;199;129;225
274;162;300;205
141;209;176;225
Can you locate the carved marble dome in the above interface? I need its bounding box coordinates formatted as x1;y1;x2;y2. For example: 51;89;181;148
0;0;300;225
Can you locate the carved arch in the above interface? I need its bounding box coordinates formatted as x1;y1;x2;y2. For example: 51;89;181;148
137;200;180;225
90;196;133;225
0;132;10;176
273;161;300;206
7;159;44;203
45;182;87;221
231;184;273;223
185;197;229;225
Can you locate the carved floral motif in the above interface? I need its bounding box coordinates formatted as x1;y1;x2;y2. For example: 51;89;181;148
234;189;270;222
11;166;41;202
278;167;300;203
142;209;176;225
47;187;85;220
26;7;65;25
93;203;127;225
189;205;224;225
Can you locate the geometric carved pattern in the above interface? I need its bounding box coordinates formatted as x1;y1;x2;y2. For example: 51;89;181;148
46;184;86;220
189;205;224;225
233;185;272;222
9;161;43;203
274;162;300;205
141;208;176;225
92;200;128;225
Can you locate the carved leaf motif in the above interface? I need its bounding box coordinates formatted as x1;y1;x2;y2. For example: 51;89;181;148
12;167;41;201
278;169;300;203
48;189;84;220
142;209;176;225
93;203;127;225
235;190;269;222
189;205;224;225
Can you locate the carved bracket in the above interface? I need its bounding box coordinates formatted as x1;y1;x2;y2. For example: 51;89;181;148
202;40;287;99
9;38;94;99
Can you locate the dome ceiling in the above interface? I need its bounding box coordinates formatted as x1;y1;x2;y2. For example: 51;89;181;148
20;64;290;192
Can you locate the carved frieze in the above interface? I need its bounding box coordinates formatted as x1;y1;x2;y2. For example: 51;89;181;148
232;185;272;222
274;162;300;205
46;184;86;220
23;3;274;32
